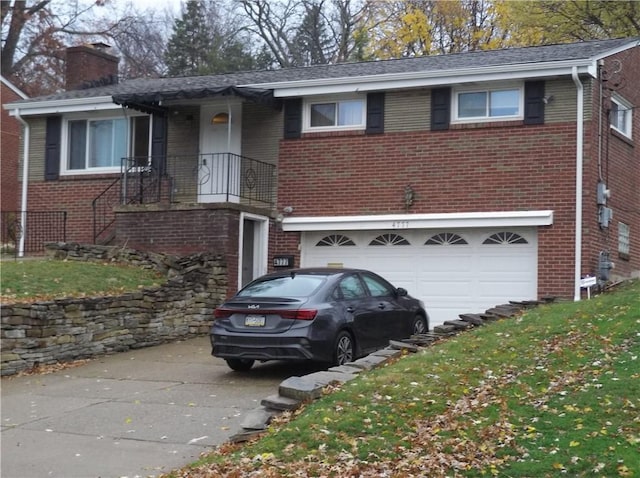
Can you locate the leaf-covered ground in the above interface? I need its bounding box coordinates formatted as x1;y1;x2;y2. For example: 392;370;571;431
165;280;639;478
1;259;162;303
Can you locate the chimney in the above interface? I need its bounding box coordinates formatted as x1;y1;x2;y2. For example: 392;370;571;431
65;42;119;91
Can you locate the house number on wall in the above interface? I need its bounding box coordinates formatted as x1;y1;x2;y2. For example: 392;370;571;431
273;255;294;268
391;221;410;229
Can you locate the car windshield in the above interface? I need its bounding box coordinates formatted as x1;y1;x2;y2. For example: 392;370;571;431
237;275;326;298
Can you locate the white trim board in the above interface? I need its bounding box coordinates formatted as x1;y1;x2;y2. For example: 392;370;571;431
282;210;554;232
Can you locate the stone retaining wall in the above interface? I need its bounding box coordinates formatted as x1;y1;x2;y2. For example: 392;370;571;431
0;243;227;376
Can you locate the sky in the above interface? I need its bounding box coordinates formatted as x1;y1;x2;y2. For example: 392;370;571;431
130;0;181;12
100;0;182;17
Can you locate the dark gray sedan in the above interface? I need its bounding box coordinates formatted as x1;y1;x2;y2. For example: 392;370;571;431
210;268;429;371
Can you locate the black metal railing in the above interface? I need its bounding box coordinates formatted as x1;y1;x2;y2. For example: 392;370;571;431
1;210;67;256
92;153;276;244
121;156;162;204
120;153;276;206
92;157;163;244
175;153;276;206
92;175;123;245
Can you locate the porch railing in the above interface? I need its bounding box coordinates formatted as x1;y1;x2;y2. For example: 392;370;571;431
1;210;67;257
92;153;276;244
92;157;163;244
120;153;276;206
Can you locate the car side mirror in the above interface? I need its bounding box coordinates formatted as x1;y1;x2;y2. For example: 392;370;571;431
396;287;408;297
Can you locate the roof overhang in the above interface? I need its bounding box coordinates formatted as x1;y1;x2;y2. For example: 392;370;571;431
4;96;118;116
1;75;28;99
112;85;281;112
5;86;281;116
259;60;598;97
282;210;554;232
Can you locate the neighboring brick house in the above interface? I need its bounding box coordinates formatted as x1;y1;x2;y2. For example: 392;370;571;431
1;76;27;212
4;38;639;325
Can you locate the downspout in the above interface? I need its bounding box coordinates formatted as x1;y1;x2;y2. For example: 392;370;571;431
572;67;583;301
15;109;30;258
226;100;232;202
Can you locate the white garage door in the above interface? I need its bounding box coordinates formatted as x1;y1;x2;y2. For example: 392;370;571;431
301;228;538;327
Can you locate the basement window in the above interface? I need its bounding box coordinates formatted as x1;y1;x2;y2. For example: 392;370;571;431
610;95;632;139
618;222;630;260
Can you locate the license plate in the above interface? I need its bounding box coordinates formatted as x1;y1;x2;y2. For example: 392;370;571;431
244;314;266;327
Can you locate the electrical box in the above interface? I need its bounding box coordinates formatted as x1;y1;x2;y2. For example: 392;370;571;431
597;182;610;205
597;250;613;283
598;206;613;228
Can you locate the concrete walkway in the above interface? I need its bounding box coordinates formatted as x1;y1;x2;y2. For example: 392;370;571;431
0;336;323;478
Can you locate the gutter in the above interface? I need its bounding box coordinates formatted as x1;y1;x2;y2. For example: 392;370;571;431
257;62;598;98
14;109;30;257
572;66;584;301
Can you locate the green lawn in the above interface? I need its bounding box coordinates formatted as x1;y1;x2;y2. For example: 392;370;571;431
0;259;163;303
171;280;639;477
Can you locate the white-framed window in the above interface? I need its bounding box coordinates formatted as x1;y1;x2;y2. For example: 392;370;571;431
618;222;630;258
303;95;366;132
453;83;523;123
610;95;632;139
62;111;150;174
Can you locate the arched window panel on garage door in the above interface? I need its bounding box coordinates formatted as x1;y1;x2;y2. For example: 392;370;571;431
425;232;468;245
369;233;410;246
482;231;528;245
316;234;356;246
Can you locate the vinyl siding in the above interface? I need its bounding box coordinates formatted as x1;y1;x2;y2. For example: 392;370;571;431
23;117;46;183
385;89;431;132
242;102;282;166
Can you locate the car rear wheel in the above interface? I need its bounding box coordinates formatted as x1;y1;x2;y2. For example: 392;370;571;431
412;315;428;335
334;331;354;366
226;358;255;371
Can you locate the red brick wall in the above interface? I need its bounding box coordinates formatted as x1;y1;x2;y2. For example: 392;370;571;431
65;45;119;91
276;122;581;298
24;176;117;243
582;47;640;282
1;83;23;212
115;208;239;298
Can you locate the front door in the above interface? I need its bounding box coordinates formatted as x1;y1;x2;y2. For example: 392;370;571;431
198;101;242;203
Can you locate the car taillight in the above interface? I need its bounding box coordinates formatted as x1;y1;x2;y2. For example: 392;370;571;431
214;308;233;319
279;309;318;320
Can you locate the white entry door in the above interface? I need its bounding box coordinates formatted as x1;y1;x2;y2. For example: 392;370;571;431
198;102;242;203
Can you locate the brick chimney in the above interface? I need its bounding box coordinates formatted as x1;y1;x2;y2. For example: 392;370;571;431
65;42;119;91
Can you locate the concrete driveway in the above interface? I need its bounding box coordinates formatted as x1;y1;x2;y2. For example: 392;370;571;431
1;336;325;478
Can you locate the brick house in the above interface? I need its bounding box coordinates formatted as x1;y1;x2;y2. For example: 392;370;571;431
4;38;639;325
1;76;27;212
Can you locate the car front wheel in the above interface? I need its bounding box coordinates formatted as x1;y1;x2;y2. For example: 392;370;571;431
334;331;354;366
225;358;255;371
412;315;428;335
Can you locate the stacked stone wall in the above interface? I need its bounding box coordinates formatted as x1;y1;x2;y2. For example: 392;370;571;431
0;243;227;376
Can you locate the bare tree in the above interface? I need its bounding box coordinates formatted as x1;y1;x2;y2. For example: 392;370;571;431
105;5;173;79
238;0;371;68
1;0;119;96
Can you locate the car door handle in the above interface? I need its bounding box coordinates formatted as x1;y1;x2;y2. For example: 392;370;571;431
378;303;386;310
346;307;354;313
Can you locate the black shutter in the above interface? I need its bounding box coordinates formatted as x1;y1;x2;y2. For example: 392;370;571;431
283;98;302;139
431;87;451;131
524;81;545;125
151;113;167;175
45;116;62;181
366;92;385;134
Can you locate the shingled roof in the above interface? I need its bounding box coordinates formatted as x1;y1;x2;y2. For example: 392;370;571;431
9;36;640;108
